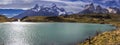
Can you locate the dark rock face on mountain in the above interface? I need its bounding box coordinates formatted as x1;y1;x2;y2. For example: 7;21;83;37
13;4;67;19
80;3;95;14
95;5;108;14
95;5;103;13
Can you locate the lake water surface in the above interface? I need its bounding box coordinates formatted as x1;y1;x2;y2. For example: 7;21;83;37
0;22;116;45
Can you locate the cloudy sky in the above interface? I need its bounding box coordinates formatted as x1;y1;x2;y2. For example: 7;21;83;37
0;0;89;12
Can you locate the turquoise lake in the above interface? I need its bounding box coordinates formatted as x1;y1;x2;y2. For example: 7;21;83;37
0;22;116;45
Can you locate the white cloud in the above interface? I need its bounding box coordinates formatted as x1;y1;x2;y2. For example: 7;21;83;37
0;0;13;4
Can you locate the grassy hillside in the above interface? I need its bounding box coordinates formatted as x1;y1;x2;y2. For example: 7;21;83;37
79;29;120;45
0;15;9;22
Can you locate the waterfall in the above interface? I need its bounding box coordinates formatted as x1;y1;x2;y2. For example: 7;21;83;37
18;19;20;22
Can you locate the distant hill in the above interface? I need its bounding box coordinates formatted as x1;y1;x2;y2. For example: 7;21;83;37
0;9;25;17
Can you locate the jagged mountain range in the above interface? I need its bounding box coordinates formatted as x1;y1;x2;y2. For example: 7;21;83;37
80;3;120;14
13;3;68;19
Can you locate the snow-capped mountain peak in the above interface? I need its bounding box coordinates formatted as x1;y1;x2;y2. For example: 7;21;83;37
31;4;40;12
